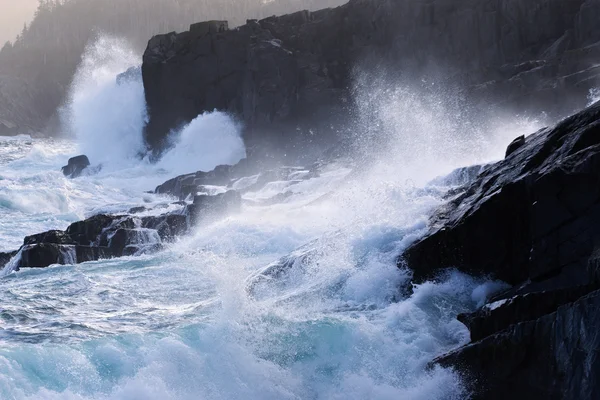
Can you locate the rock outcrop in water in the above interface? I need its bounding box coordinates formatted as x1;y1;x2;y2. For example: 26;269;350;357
3;187;249;269
142;0;600;157
403;101;600;398
154;158;321;201
61;155;91;178
2;156;327;270
14;212;184;268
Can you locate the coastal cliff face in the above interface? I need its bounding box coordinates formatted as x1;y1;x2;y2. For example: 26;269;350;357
142;0;600;156
404;100;600;399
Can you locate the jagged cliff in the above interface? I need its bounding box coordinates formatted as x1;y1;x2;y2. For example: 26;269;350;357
403;100;600;399
142;0;600;157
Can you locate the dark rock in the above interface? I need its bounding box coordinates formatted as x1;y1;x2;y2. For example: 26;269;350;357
186;190;242;226
238;167;303;194
20;243;75;268
24;230;76;246
155;164;236;199
435;288;600;400
505;135;526;157
155;173;196;198
142;0;600;159
61;155;90;178
11;202;193;270
458;283;599;342
428;165;486;188
18;243;113;268
111;228;162;255
154;160;316;200
403;101;600;286
0;250;18;269
107;229;131;256
141;213;188;240
412;102;600;396
75;245;112;263
66;214;119;246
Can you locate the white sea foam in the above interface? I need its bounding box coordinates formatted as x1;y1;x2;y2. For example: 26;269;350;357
0;146;486;399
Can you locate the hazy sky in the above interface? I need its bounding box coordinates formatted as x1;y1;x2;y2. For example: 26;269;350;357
0;0;38;45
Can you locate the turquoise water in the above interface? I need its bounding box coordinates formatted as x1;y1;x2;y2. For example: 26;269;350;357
0;133;503;399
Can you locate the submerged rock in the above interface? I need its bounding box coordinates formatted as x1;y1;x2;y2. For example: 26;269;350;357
61;155;90;178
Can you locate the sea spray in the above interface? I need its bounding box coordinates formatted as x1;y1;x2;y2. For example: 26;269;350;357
157;112;247;176
589;88;600;106
63;34;247;176
0;249;22;277
0;41;248;252
0;66;561;399
0;139;501;399
351;74;544;183
64;35;147;169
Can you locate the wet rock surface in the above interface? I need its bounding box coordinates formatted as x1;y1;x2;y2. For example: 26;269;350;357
142;0;600;158
435;288;600;400
61;155;91;178
6;186;242;269
0;250;18;269
155;158;321;200
406;101;600;398
404;101;600;286
4;155;336;271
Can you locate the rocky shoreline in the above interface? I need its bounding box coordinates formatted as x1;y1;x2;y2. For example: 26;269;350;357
0;158;328;272
2;0;600;397
405;101;600;399
4;100;600;398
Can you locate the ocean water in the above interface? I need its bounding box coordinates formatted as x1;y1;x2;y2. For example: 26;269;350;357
0;36;537;399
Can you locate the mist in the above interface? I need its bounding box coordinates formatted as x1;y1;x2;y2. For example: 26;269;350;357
0;0;37;45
